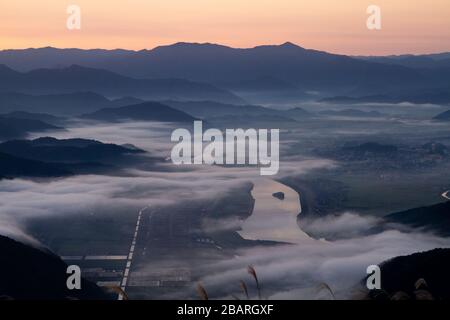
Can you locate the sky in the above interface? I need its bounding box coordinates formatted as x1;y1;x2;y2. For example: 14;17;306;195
1;0;449;55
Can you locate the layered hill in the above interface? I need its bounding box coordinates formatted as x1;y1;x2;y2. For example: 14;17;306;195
386;201;450;237
0;111;65;125
321;87;450;105
0;137;145;179
0;91;112;115
0;137;144;163
163;100;310;120
0;64;243;104
0;116;62;140
433;110;450;121
81;101;197;122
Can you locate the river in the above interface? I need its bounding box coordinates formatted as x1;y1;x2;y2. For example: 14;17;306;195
238;178;314;244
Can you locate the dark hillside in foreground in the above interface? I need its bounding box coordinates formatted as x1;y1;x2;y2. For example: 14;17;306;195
361;248;450;300
0;235;109;299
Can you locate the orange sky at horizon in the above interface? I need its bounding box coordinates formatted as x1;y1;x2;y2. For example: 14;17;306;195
1;0;449;55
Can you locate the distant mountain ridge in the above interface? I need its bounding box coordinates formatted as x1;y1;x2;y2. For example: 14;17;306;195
320;87;450;105
0;91;310;121
343;142;398;154
318;109;383;118
356;53;450;69
0;42;437;102
163;100;310;120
